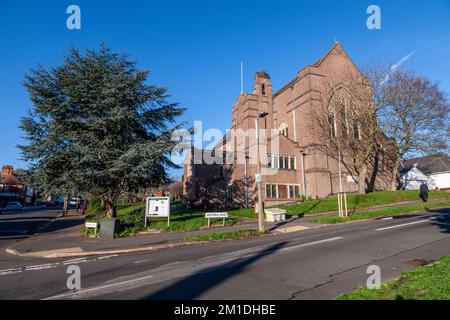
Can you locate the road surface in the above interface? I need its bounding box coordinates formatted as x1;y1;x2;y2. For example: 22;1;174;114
0;207;449;299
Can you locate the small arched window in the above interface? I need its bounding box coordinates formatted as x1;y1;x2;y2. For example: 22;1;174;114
261;83;266;95
278;121;289;137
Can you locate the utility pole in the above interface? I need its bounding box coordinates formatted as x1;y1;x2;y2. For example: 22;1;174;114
255;112;268;232
337;147;348;217
244;154;249;208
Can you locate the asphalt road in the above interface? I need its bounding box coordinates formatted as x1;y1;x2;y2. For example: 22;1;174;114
0;207;449;300
0;207;83;271
0;207;62;238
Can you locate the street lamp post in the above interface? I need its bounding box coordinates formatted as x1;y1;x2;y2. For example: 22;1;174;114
255;111;268;232
244;154;249;208
300;151;307;200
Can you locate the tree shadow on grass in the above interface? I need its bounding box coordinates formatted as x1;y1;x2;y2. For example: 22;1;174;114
145;241;287;300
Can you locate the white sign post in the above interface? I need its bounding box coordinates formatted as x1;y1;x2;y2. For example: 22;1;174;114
145;197;170;228
205;212;228;228
85;221;98;236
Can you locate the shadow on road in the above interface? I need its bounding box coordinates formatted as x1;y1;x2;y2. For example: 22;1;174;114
428;207;450;234
0;208;84;238
145;241;287;300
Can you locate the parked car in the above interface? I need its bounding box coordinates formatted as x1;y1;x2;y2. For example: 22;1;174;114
5;201;23;211
69;197;81;207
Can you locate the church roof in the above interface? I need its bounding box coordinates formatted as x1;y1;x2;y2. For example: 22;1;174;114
273;41;358;98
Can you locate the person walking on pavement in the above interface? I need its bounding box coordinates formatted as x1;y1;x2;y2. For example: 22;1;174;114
81;199;88;215
419;181;429;202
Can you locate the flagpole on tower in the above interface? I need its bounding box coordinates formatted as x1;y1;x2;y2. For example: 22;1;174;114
240;61;243;94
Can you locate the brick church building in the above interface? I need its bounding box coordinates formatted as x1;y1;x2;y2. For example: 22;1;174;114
183;42;395;209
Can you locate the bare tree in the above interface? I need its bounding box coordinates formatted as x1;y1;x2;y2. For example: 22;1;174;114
364;65;449;189
311;71;397;194
169;180;183;200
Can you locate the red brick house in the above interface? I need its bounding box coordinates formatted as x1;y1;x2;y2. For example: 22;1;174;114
0;165;27;207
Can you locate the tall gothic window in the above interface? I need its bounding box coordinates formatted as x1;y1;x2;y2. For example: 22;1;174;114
353;119;361;140
340;103;348;136
261;83;266;95
328;111;336;138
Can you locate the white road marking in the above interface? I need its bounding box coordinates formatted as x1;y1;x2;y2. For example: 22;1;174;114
62;258;88;265
25;263;60;271
42;274;154;300
381;217;393;220
133;258;153;264
279;236;344;253
1;253;119;277
0;268;22;275
98;254;118;260
375;219;429;231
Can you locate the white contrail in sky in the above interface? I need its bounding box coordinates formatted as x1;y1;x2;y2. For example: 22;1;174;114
390;52;415;72
382;52;415;85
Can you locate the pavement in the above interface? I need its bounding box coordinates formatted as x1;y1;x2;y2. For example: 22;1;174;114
0;206;448;299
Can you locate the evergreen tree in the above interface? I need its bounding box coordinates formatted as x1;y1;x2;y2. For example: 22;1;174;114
19;45;185;218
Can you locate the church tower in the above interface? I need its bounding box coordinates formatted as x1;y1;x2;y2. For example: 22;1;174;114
252;70;274;131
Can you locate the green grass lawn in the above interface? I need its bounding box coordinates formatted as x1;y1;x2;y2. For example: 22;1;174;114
309;200;450;224
280;190;450;216
116;204;240;237
185;230;264;242
338;255;450;300
84;202;239;237
228;207;257;219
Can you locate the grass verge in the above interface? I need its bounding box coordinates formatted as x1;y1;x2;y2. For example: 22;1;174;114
83;203;241;237
117;205;240;237
280;190;450;217
309;200;450;224
184;230;264;242
338;255;450;300
228;207;257;219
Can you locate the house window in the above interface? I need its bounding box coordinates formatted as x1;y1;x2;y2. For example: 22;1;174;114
279;156;285;169
266;184;278;198
289;185;300;198
290;156;296;170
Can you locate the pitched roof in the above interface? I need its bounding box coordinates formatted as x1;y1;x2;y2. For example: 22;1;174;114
0;174;23;186
273;41;359;98
402;155;450;175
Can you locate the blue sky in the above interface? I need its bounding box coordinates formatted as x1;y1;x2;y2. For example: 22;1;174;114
1;0;450;178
